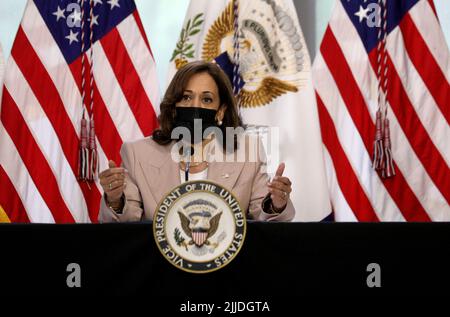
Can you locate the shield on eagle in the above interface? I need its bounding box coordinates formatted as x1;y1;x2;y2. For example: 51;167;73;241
177;200;223;247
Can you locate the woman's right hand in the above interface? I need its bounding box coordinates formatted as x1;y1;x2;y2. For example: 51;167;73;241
99;160;127;203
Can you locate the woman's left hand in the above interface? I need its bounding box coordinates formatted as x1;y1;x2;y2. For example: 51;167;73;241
267;163;292;211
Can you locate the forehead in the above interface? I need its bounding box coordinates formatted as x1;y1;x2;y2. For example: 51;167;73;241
184;72;219;93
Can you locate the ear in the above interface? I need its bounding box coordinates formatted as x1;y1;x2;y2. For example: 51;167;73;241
216;104;226;121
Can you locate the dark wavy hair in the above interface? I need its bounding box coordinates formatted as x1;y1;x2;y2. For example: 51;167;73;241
152;61;243;149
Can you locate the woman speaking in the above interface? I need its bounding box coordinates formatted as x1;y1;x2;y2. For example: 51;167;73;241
98;61;295;222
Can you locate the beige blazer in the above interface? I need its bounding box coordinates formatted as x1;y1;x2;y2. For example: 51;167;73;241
99;136;295;222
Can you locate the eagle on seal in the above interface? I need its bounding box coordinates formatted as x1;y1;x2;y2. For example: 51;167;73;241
178;201;223;248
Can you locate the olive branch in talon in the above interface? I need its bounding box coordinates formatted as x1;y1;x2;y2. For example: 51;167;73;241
171;13;204;69
174;228;188;251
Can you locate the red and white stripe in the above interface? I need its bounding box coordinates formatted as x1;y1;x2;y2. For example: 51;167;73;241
313;0;450;221
0;0;159;223
0;42;4;97
192;231;208;246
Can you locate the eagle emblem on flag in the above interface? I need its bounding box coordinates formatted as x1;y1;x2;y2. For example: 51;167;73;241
201;0;307;107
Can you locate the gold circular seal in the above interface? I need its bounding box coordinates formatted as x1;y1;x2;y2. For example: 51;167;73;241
153;180;247;274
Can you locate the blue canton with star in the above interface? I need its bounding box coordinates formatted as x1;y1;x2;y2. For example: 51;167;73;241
34;0;136;64
341;0;420;53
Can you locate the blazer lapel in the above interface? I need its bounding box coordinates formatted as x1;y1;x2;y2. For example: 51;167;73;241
207;161;245;191
139;143;180;204
206;138;245;191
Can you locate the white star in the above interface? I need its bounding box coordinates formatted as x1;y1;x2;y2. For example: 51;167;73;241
90;14;99;26
107;0;120;10
65;30;79;45
93;0;103;6
354;5;370;23
52;6;66;22
70;10;82;24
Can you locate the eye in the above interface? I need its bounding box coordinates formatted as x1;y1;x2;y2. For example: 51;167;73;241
202;97;213;104
182;94;192;102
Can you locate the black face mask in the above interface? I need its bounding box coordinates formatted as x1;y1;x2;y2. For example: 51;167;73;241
172;107;218;144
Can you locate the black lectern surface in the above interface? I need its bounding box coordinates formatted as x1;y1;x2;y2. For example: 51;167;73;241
0;222;449;297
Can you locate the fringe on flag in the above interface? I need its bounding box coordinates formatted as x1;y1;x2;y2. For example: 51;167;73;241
78;0;97;183
372;0;395;179
382;118;395;178
88;119;98;182
373;110;384;170
78;117;90;181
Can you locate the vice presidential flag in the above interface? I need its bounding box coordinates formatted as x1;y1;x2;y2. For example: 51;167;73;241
0;0;159;223
313;0;450;221
168;0;331;221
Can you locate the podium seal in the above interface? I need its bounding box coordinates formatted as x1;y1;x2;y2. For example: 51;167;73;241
153;180;246;273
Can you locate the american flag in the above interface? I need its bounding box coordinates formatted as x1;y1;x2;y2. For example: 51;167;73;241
0;42;7;223
0;42;4;90
313;0;450;221
0;0;159;223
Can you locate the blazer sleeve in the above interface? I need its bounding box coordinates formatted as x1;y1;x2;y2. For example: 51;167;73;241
247;139;296;222
98;142;144;223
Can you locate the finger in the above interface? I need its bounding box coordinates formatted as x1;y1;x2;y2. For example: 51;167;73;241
268;182;292;194
99;167;126;179
108;160;117;169
275;163;285;177
99;160;119;178
268;187;289;200
101;176;126;189
100;173;125;184
271;176;291;186
108;167;126;174
100;173;125;186
103;179;125;192
99;169;110;178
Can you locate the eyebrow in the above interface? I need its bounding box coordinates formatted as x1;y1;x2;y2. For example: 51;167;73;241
184;89;216;96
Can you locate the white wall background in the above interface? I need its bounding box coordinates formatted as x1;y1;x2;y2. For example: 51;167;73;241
0;0;449;92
